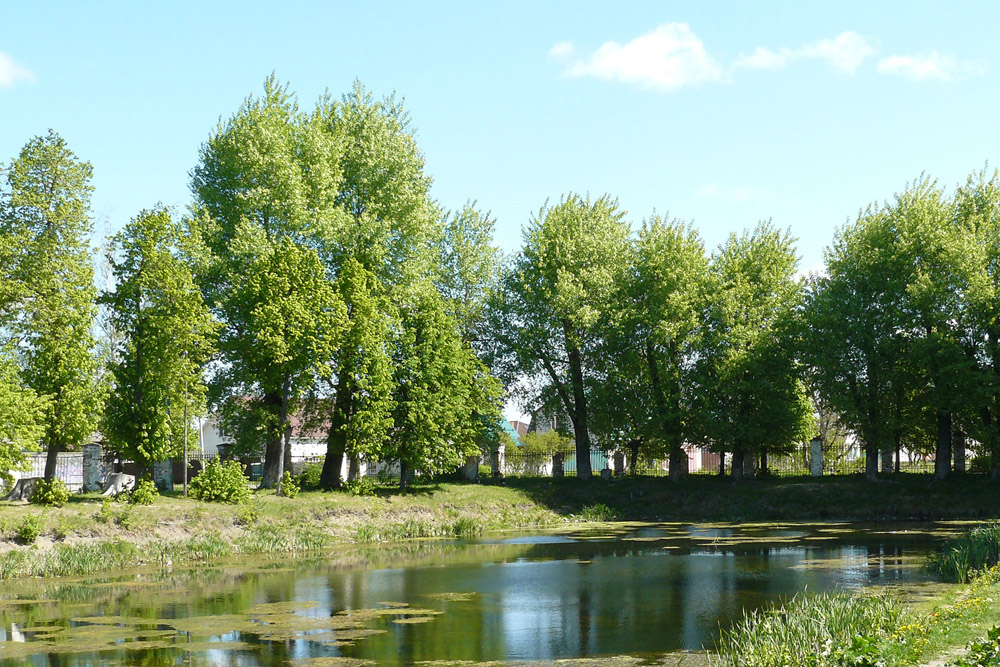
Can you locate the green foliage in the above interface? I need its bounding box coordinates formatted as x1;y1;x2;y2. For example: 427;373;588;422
234;499;262;526
579;503;616;521
716;591;905;667
189;458;252;504
53;516;70;541
29;478;69;507
342;477;378;497
518;430;574;457
102;207;218;468
950;626;1000;666
0;355;46;486
278;470;299;498
297;461;324;490
928;522;1000;583
0;131;102;474
127;478;158;506
492;193;631;478
697;222;814;477
15;515;41;544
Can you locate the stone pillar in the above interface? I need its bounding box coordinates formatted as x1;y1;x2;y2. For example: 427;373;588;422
552;452;564;478
82;443;102;492
462;455;479;481
954;429;967;473
153;460;173;492
810;437;823;477
613;451;625;477
491;445;504;478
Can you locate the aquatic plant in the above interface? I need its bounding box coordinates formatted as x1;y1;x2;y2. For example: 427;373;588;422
716;591;905;667
928;522;1000;583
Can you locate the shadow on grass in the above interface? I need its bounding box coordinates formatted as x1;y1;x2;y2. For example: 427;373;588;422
463;473;1000;523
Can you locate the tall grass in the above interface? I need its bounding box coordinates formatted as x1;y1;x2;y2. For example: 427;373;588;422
927;522;1000;583
716;591;905;667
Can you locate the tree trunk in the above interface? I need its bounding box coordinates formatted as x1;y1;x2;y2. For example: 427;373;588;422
646;339;686;482
934;411;952;481
865;442;878;481
718;452;726;476
320;375;351;490
759;450;768;477
348;455;360;482
731;449;745;482
565;331;592;480
880;447;893;475
399;460;409;490
43;439;59;482
259;391;283;489
275;379;290;495
894;435;901;474
628;438;640;476
953;428;966;473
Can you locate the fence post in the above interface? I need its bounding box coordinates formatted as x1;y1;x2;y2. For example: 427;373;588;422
82;443;102;492
954;429;967;473
491;444;504;478
552;452;564;478
153;460;173;492
613;451;624;477
810;437;823;476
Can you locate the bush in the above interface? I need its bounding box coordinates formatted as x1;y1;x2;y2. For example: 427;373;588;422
279;470;299;498
29;478;70;507
15;515;41;544
952;625;1000;666
189;459;251;504
343;477;377;497
127;478;158;505
970;456;993;475
297;461;323;490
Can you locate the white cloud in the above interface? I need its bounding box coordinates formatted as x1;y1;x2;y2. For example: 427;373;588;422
733;31;874;75
877;51;986;81
562;23;722;91
0;52;34;88
549;41;575;59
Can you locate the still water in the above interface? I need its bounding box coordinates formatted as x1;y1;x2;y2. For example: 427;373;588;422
0;522;958;665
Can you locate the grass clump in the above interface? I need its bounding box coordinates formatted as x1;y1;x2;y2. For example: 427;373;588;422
15;515;41;544
579;503;616;521
928;522;1000;583
716;591;906;666
189;459;251;504
29;478;69;507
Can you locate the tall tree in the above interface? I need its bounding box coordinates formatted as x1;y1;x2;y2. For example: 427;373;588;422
493;194;630;480
315;82;438;489
102;207;218;475
955;168;1000;477
698;222;813;481
191;77;344;488
592;216;711;480
0;131;101;481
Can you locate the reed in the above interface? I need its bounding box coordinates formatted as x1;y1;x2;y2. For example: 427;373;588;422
927;522;1000;583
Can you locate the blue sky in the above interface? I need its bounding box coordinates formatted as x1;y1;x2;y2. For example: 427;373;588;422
2;1;999;274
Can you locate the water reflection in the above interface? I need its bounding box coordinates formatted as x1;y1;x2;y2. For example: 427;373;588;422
0;522;953;666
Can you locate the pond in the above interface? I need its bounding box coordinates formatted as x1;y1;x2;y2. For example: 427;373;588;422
0;521;961;665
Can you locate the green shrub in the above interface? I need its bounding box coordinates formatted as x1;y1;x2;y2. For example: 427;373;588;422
343;477;377;497
53;517;70;541
15;515;42;544
279;470;299;498
95;497;114;524
189;459;251;504
113;504;135;530
234;499;262;527
970;456;993;475
127;478;158;505
951;625;1000;666
580;503;615;521
297;460;323;490
29;478;70;507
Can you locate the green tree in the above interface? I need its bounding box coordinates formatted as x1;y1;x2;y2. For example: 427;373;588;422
191;77;345;489
698;222;813;481
592;216;710;480
101;207;218;475
315;82;438;488
492;194;630;480
387;284;482;488
802;204;918;480
0;131;101;481
0;354;46;487
954;168;1000;477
